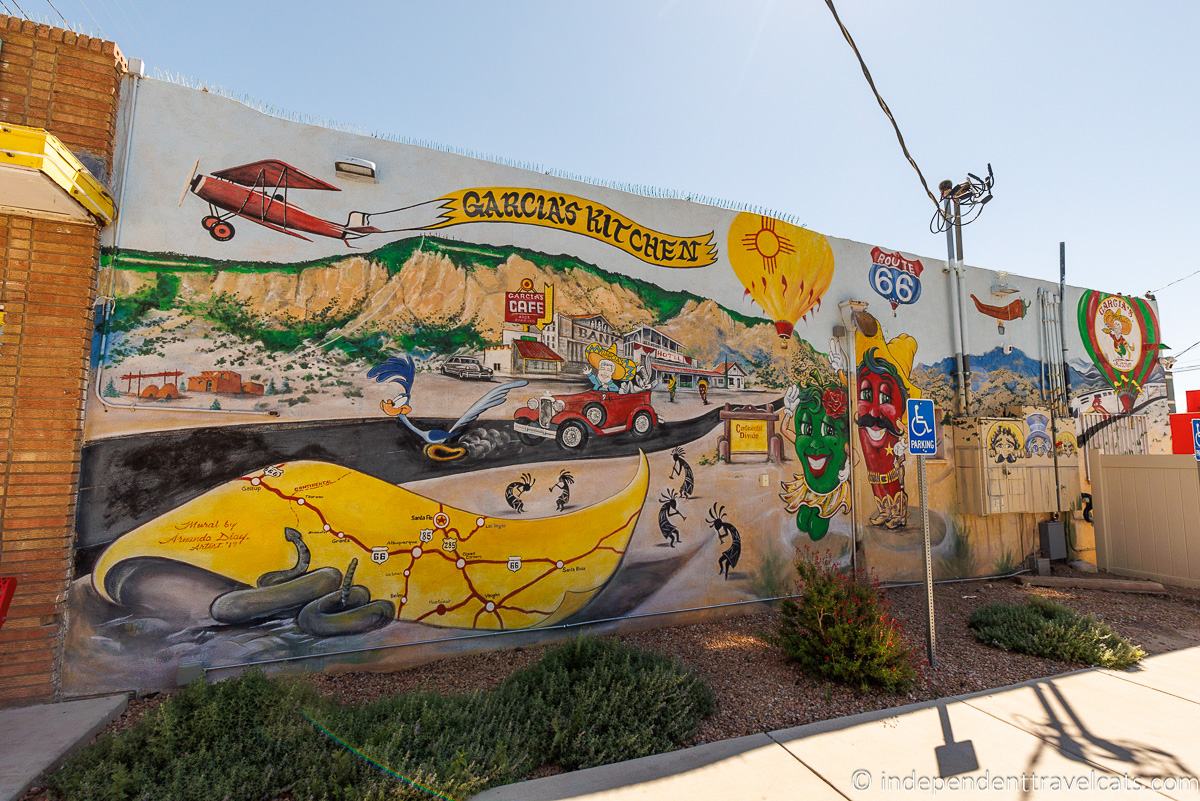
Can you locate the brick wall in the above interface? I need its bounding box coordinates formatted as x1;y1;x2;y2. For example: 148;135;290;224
0;15;124;705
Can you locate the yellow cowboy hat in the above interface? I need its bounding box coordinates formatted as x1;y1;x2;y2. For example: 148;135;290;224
585;343;635;382
853;310;921;404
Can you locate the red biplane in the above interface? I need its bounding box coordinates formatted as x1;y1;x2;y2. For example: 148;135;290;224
185;159;380;244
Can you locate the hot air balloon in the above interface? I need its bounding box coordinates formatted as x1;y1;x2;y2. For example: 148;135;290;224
727;213;835;348
1077;290;1161;412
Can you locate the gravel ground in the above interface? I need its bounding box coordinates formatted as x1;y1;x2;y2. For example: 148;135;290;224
299;572;1200;745
23;572;1200;799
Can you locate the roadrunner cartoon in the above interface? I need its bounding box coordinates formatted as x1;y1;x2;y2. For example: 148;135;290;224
368;355;527;461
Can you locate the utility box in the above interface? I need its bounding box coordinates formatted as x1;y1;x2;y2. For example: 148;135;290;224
1039;519;1067;560
955;413;1079;516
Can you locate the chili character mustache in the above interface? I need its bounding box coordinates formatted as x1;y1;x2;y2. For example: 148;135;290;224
856;413;903;437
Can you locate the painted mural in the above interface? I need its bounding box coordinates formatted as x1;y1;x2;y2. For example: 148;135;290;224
61;78;1173;694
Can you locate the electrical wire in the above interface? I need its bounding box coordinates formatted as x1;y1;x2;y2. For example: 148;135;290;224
74;0;107;38
1173;339;1200;360
1151;269;1200;295
7;0;28;18
42;0;68;25
822;0;945;220
0;1;16;15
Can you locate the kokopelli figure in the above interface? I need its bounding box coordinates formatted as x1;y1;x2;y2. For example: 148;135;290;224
670;446;694;498
549;469;575;512
706;503;741;580
657;489;686;547
505;472;535;513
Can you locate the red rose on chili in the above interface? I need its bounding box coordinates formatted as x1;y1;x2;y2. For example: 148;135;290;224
822;388;848;418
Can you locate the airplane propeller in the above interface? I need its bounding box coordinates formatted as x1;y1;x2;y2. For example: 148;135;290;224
178;159;200;207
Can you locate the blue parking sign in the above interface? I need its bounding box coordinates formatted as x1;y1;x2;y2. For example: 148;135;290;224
907;398;938;456
1193;419;1200;462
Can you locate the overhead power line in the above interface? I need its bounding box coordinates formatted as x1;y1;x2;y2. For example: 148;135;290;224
8;0;28;18
76;0;108;38
1172;338;1200;360
43;0;68;25
1150;268;1200;295
822;0;942;216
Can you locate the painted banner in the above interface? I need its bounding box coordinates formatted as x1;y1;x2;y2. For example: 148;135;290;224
425;187;718;269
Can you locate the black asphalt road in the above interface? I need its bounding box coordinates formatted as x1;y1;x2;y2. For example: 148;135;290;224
75;404;774;571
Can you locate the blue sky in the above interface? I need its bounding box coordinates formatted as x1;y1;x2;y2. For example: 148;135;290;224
27;0;1200;403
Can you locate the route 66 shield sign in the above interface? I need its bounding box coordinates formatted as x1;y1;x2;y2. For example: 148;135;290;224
869;246;923;312
507;556;522;573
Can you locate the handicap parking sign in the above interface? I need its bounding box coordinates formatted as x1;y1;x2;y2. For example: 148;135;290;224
907;398;938;456
1193;419;1200;462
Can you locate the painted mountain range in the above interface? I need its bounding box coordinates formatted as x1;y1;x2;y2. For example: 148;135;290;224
99;236;780;368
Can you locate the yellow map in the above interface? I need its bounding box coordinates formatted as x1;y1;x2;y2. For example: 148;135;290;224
93;454;649;630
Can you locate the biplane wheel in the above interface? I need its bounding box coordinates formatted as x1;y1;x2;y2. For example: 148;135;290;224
201;215;219;231
209;220;235;242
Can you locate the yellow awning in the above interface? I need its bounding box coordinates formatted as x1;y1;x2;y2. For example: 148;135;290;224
0;122;117;225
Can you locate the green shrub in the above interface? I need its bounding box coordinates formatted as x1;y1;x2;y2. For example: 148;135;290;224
48;637;714;801
107;272;180;332
48;672;332;801
397;324;486;354
969;596;1145;668
501;637;715;770
775;555;919;693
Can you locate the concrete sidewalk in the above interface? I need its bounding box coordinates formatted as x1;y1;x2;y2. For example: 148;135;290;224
0;693;128;801
474;646;1200;800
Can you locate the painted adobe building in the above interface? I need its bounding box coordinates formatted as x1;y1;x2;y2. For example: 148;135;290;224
0;15;1172;701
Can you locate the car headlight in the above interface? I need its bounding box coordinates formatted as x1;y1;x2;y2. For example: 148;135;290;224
527;398;539;410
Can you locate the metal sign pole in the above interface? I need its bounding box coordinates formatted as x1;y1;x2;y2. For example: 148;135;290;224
907;396;938;669
919;453;935;668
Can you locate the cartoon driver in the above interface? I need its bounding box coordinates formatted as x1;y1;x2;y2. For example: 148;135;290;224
854;313;920;530
780;382;851;542
584;343;637;393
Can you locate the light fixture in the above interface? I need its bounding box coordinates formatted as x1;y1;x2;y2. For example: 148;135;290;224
334;157;376;181
990;272;1018;297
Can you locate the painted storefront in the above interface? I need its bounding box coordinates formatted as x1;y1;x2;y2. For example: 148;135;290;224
64;78;1171;694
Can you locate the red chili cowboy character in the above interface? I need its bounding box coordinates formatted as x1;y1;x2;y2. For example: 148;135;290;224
854;312;920;530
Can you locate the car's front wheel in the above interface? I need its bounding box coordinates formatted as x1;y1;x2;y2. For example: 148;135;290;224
556;420;589;451
582;402;607;428
629;410;654;438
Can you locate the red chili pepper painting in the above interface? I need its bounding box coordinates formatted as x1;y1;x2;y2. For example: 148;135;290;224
970;293;1029;336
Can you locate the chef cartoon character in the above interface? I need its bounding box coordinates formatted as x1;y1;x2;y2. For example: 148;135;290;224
854;312;920;530
1102;310;1132;358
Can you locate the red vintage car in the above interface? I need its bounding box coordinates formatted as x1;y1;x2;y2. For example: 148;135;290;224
513;389;657;450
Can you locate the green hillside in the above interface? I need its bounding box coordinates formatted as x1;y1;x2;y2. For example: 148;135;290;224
103;235;767;328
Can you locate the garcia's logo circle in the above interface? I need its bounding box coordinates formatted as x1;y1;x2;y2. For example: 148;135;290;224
1077;289;1160;412
1095;295;1139;372
519;278;535;291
